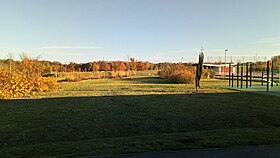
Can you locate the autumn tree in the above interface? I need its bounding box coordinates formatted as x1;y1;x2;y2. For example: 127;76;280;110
74;63;81;72
272;55;280;69
111;61;118;72
129;58;137;76
19;53;42;78
92;62;100;72
129;58;137;71
119;62;126;71
52;61;61;72
99;61;106;71
124;62;130;70
105;63;111;71
112;61;126;71
67;62;76;72
52;61;61;78
253;61;266;71
137;61;146;71
145;61;150;70
41;61;53;75
81;63;91;72
92;62;100;78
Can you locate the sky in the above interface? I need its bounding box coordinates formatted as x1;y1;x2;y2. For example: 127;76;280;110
0;0;279;63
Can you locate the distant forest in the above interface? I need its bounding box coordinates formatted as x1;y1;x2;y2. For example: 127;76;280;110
0;54;279;76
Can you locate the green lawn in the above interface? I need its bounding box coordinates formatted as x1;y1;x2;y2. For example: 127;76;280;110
57;70;159;81
1;77;280;157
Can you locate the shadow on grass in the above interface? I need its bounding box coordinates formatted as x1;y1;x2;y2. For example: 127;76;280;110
122;76;174;84
1;92;280;157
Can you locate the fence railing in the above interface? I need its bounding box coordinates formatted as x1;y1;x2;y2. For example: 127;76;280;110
205;56;268;64
223;61;279;91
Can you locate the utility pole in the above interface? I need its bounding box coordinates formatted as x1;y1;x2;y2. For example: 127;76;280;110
224;49;228;77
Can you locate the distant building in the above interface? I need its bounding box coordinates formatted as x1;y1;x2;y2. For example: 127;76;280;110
192;63;237;75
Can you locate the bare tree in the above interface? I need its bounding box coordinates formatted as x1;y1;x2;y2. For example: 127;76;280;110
7;52;14;77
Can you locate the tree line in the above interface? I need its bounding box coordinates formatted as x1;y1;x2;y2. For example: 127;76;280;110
0;57;159;75
1;55;279;75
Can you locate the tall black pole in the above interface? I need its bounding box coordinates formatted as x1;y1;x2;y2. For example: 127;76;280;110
237;63;239;87
232;73;234;87
271;61;274;87
241;65;243;89
250;63;252;87
229;63;231;86
267;61;270;91
261;70;264;85
246;62;248;88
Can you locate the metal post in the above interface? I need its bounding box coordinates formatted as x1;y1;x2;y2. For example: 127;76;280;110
271;61;274;87
224;49;228;78
250;63;252;87
237;63;239;87
246;62;248;88
232;73;234;87
267;61;269;91
229;63;231;86
241;65;243;89
261;70;264;85
225;50;227;66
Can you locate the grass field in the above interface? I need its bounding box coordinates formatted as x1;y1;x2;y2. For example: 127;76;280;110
57;70;159;81
1;77;280;157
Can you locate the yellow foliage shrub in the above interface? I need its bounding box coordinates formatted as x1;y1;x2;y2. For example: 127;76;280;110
0;69;60;99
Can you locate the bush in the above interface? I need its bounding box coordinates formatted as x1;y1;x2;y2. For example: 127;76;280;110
0;55;60;99
108;71;130;78
123;71;130;77
0;70;60;98
169;70;195;84
108;71;117;78
208;69;216;78
158;63;195;84
202;69;216;79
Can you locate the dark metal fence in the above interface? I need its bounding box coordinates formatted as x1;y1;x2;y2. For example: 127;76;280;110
226;61;279;91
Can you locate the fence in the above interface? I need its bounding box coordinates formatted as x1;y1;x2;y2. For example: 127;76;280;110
226;61;279;91
205;56;267;64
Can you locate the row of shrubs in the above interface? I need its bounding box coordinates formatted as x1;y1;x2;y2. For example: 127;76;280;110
158;63;215;84
62;71;136;82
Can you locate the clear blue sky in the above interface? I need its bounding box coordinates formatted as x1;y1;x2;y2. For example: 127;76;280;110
0;0;279;63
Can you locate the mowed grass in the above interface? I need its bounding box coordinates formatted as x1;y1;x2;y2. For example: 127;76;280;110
1;77;280;157
57;70;159;81
38;77;233;98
